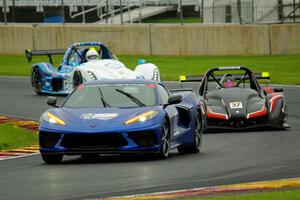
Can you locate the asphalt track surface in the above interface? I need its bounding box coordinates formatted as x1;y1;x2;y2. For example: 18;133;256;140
0;77;300;200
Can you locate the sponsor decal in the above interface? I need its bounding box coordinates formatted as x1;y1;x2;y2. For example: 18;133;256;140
229;102;243;109
80;113;119;120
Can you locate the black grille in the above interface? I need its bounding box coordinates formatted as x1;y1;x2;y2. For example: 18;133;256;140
61;133;128;149
128;131;158;147
52;78;63;92
208;116;268;128
39;131;62;148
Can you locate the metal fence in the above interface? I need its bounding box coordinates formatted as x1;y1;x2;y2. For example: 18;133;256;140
0;0;202;24
1;0;299;24
203;0;300;24
0;0;199;9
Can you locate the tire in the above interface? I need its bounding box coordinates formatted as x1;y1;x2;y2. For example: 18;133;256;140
41;153;63;164
32;68;42;95
177;113;203;154
73;71;83;88
157;119;171;159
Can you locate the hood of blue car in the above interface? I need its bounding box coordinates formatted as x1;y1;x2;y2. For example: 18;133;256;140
41;106;163;133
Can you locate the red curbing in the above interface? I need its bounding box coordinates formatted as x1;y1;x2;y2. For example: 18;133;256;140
98;178;300;200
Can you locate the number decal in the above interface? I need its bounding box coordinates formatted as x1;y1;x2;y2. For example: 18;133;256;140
229;102;243;109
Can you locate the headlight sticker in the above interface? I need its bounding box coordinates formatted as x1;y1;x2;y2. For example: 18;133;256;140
125;110;159;125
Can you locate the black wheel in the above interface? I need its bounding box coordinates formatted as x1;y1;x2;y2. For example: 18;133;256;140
73;71;83;88
41;153;63;164
32;68;42;95
177;113;203;154
157;119;170;159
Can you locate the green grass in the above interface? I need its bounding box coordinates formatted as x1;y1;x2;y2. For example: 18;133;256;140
0;124;38;151
142;17;202;23
0;55;299;84
119;55;300;84
185;189;300;200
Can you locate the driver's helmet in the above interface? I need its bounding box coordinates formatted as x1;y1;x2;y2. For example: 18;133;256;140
85;48;99;61
222;76;237;88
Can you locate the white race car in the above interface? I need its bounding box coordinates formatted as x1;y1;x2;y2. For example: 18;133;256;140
25;42;160;95
73;56;160;87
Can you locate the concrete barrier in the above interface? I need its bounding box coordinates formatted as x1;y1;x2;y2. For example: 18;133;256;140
33;24;150;55
0;24;33;55
150;24;270;55
0;24;299;56
270;24;300;55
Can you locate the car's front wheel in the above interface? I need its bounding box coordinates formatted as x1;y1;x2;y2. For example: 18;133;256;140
32;68;42;95
177;113;203;154
41;153;63;164
157;119;170;159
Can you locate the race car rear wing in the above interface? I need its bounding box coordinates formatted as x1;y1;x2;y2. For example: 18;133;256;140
179;72;270;82
25;49;66;64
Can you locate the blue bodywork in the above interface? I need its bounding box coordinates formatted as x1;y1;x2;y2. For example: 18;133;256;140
39;79;200;156
30;42;113;95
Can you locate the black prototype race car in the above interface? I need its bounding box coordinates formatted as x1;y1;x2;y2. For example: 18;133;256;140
180;66;289;130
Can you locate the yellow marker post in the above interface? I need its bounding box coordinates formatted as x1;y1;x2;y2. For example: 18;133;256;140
179;75;186;81
262;72;270;77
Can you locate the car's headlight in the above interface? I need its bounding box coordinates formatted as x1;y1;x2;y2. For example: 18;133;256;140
42;112;65;126
87;71;97;80
125;110;159;125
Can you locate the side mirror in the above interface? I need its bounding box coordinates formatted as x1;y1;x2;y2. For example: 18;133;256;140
274;88;283;92
168;95;182;105
47;96;58;107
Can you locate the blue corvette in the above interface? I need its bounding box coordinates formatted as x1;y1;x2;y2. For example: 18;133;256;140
39;79;203;163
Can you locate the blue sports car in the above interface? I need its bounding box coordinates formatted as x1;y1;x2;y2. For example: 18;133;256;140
39;79;203;163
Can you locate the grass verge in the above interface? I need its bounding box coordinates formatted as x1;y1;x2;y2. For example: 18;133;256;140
185;189;300;200
0;123;38;151
0;55;299;84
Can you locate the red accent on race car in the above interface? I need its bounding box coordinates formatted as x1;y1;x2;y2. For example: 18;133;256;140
77;84;86;90
247;105;268;119
147;84;156;88
269;95;283;112
263;86;274;94
207;107;229;120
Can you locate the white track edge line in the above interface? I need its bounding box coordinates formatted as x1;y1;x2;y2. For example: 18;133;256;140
0;152;40;161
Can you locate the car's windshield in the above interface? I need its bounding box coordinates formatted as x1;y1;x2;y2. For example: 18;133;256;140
63;83;157;108
206;71;256;92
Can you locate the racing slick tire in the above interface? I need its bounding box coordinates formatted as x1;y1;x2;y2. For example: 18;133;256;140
41;153;63;164
177;113;203;154
73;71;83;88
157;119;171;159
32;68;43;95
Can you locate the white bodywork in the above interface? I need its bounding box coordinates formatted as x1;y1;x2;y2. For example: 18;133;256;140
75;59;160;83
